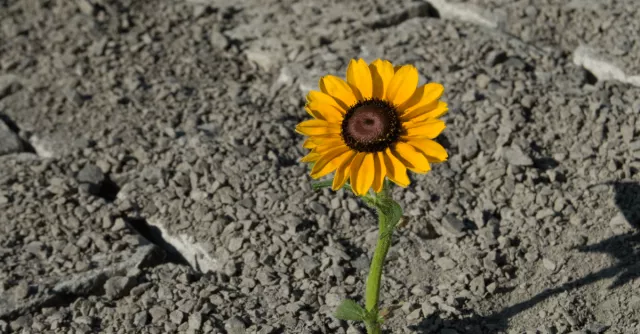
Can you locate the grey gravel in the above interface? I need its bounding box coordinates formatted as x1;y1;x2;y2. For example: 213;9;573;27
1;0;639;333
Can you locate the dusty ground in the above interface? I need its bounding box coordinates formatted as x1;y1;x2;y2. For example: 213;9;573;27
1;0;640;333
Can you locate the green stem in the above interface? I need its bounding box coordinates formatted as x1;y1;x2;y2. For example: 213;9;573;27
363;181;397;333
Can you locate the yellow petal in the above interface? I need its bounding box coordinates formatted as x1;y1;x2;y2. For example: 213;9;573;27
307;134;342;144
301;152;321;163
383;148;410;187
302;138;317;149
332;151;357;190
392;142;431;173
386;65;419;106
372;151;386;193
369;59;394;99
307;101;345;123
406;138;448;162
305;106;324;120
401;101;448;122
319;75;358;110
295;119;342;136
350;153;375;196
402;119;446;139
348;153;366;194
398;83;444;114
310;146;351;179
347;59;373;100
313;141;348;154
307;90;346;115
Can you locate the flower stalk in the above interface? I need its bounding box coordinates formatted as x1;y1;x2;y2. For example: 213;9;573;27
361;180;403;333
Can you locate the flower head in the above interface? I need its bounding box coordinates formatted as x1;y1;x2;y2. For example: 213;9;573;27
296;59;448;196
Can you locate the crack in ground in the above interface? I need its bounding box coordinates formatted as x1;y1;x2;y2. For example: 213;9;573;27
123;217;190;267
0;245;165;321
363;2;440;30
0;113;37;155
123;216;219;273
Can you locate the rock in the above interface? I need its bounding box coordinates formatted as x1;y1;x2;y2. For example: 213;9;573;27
442;214;466;236
149;306;168;323
485;50;507;66
73;316;93;326
77;163;105;195
104;276;138;300
245;50;276;71
421;302;437;317
76;0;95;15
460;132;479;158
12;281;30;300
132;311;148;327
461;89;479;102
406;308;422;320
170;310;184;325
224;316;246;334
309;201;327;215
228;237;244;252
542;258;557;271
502;146;533;166
475;74;491;89
325;293;341;307
609;212;633;234
210;31;229;49
469;275;486;296
111;218;127;232
188;312;203;331
504;57;528;70
299;255;320;273
9;315;30;331
0;118;23;156
436;257;457;270
25;241;47;259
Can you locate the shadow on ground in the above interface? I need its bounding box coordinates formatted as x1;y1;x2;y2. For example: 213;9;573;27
410;181;640;333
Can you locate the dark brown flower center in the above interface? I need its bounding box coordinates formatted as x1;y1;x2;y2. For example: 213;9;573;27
341;99;401;152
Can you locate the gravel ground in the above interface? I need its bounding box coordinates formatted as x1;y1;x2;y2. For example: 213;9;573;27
1;0;639;333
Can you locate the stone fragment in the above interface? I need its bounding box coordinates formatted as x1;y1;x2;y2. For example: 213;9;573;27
104;276;138;300
436;257;457;270
224;316;246;334
77;164;105;195
503;146;533;166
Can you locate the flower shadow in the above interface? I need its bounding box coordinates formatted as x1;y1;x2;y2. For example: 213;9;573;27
408;181;640;333
577;181;640;289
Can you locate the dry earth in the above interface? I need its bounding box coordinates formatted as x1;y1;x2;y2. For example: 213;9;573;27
1;0;640;333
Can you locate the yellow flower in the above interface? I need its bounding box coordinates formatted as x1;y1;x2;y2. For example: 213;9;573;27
296;59;448;196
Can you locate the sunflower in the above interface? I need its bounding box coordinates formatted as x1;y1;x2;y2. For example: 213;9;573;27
296;58;448;196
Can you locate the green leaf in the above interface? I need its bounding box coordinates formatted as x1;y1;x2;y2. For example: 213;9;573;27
311;179;333;191
334;299;367;321
311;181;353;192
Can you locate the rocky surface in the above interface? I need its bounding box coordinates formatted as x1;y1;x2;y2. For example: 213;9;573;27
1;0;639;333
